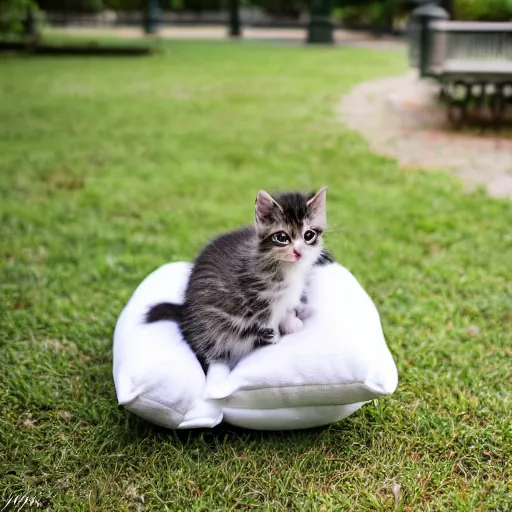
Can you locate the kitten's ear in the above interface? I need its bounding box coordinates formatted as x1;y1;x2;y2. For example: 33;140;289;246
255;190;282;224
307;186;328;228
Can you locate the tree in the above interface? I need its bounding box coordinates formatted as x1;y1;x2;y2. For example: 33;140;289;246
228;0;241;37
0;0;40;37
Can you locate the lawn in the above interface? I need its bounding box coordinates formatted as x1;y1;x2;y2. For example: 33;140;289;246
1;40;511;511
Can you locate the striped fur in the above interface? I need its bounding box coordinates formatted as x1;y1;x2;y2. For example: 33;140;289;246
146;188;331;369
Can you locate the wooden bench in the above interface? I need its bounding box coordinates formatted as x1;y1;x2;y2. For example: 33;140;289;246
409;10;512;124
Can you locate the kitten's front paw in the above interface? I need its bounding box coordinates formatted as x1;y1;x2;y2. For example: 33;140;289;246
261;328;277;342
280;313;304;335
296;304;313;321
254;327;279;348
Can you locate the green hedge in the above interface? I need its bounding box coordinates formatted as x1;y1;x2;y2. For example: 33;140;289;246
0;0;41;36
454;0;512;20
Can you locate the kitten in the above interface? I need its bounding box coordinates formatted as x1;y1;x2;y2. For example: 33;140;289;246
145;187;331;370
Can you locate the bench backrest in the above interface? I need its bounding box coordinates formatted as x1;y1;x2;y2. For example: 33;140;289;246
410;19;512;76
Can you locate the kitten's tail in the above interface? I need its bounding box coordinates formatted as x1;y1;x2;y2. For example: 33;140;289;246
145;302;184;324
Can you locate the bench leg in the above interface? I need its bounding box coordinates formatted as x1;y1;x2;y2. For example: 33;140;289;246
446;81;469;128
490;84;506;134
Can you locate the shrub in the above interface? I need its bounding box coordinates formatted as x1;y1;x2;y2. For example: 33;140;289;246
454;0;512;21
0;0;42;37
333;0;411;32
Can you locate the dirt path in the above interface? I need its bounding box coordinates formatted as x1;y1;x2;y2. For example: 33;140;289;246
338;70;512;199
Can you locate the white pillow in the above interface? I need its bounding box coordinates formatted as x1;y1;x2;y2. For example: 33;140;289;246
113;262;398;430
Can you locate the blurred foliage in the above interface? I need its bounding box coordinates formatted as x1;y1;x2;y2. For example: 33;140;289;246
333;0;412;31
0;0;42;36
247;0;308;17
36;0;229;12
158;0;224;11
23;0;400;16
106;0;143;9
454;0;512;21
36;0;129;12
28;0;512;24
32;0;410;15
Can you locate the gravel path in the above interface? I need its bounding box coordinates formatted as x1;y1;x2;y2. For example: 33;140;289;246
338;70;512;199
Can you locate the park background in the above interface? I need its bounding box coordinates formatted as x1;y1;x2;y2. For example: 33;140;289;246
1;0;511;510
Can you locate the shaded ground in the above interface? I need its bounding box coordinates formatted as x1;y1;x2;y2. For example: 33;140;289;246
339;70;512;199
47;25;404;48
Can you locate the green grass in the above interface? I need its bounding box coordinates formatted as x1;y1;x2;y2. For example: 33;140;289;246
1;40;511;511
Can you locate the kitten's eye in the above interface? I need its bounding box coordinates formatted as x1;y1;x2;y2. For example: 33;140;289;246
271;232;291;246
303;230;318;244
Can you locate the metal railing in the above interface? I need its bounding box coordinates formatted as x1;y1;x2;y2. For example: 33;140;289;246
409;10;512;79
425;21;512;77
408;3;512;125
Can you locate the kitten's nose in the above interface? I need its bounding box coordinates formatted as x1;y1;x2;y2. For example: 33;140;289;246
293;249;302;260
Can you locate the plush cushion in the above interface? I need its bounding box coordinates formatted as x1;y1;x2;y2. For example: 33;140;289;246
113;262;398;430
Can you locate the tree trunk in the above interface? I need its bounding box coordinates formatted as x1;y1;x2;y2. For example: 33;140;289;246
228;0;241;38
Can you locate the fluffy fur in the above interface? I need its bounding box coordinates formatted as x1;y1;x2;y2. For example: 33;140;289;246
146;187;331;369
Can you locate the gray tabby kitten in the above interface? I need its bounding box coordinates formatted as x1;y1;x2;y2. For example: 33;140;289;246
146;187;331;370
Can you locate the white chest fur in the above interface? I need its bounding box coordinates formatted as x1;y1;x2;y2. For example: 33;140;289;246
270;263;309;329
